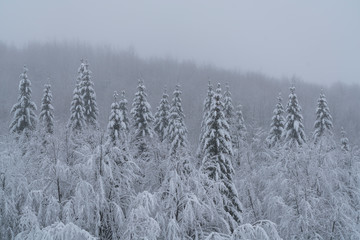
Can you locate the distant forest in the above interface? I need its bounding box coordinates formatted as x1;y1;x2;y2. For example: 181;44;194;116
1;42;360;239
1;42;359;145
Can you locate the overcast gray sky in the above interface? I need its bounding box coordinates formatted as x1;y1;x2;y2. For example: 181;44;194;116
1;0;359;85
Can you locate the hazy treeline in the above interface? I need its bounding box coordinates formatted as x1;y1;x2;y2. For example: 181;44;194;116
1;44;360;239
1;41;359;145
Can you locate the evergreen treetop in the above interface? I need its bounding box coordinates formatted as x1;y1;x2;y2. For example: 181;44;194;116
198;81;214;156
80;61;98;128
166;85;188;155
267;93;285;147
202;83;242;232
68;82;85;132
313;90;333;143
154;88;170;142
107;91;122;146
131;79;155;156
10;66;37;134
283;86;306;147
223;83;235;126
233;104;247;148
39;83;54;134
119;90;130;133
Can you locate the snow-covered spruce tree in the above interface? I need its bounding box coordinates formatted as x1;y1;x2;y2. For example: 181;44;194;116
202;83;243;233
313;90;333;143
167;85;188;154
68;82;85;132
79;61;99;128
154;88;170;142
107;91;135;203
39;84;54;134
340;127;350;152
197;81;214;157
223;83;235;126
131;79;155;156
107;91;122;146
119;90;130;134
266;93;285;147
168;119;188;156
232;104;247;149
9;66;37;135
283;86;306;147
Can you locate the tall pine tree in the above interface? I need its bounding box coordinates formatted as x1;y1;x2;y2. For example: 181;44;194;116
80;61;99;128
107;91;121;146
167;85;188;155
68;81;85;132
39;83;54;134
119;90;130;134
232;104;247;149
223;83;235;126
131;79;155;155
10;66;37;134
197;81;214;157
154;88;170;142
202;83;242;232
313;90;333;143
283;86;306;147
267;93;285;147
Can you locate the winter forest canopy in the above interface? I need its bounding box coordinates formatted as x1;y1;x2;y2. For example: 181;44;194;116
0;42;360;239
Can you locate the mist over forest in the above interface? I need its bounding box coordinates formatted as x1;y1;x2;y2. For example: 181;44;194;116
1;39;360;239
1;41;359;145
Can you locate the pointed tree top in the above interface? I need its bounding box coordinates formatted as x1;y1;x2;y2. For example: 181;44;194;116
113;91;118;102
121;90;126;99
44;83;51;90
290;86;295;94
23;65;28;74
208;80;213;89
217;82;221;89
175;84;180;91
163;85;167;94
80;58;84;63
277;92;283;101
138;78;144;85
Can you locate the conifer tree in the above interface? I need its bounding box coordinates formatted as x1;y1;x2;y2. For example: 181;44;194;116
119;90;130;134
233;104;247;147
131;79;155;155
68;82;85;132
77;59;86;83
10;66;37;134
79;61;98;127
340;127;350;152
167;85;188;154
223;83;235;126
154;88;170;142
39;84;54;134
197;81;214;156
168;119;188;156
313;90;333;143
107;92;121;146
202;83;242;232
283;86;306;147
267;93;285;147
